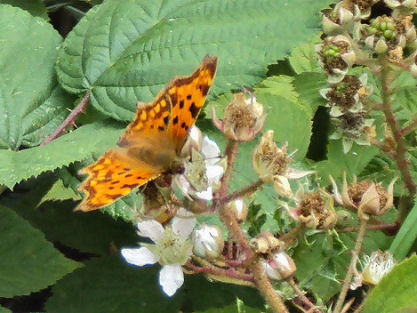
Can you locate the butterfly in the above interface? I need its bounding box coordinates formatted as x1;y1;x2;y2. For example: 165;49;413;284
76;55;218;212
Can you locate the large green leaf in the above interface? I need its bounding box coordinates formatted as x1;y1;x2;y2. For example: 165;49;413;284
0;121;123;189
0;205;80;297
363;256;417;313
316;140;379;185
0;174;138;255
389;198;417;260
0;4;74;150
57;0;333;121
0;0;48;19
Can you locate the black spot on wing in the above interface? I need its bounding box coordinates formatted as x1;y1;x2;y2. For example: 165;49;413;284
201;84;210;96
187;95;192;100
125;174;133;178
189;102;199;118
163;115;169;125
158;126;165;131
122;183;139;189
111;180;120;185
173;116;178;125
179;100;184;108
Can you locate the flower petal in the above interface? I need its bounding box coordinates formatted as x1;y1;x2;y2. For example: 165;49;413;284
206;164;224;183
159;264;184;297
172;208;196;239
137;220;165;243
202;136;220;159
121;247;158;266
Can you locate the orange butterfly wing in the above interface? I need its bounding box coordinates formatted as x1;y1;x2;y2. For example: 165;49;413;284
77;55;218;212
75;149;160;212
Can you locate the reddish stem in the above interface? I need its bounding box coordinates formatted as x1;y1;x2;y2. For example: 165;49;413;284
41;91;90;146
186;262;254;282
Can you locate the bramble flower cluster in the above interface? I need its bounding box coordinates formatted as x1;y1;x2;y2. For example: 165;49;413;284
318;0;417;153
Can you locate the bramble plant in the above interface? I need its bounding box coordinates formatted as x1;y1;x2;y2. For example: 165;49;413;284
2;0;417;313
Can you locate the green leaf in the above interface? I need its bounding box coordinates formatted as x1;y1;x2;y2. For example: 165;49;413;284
255;76;298;103
389;198;417;260
363;256;417;313
40;178;82;203
316;140;379;185
0;0;48;19
57;0;333;121
293;72;327;113
0;4;74;150
0;121;123;189
45;256;183;313
0;172;137;256
288;37;322;74
194;304;266;313
0;305;11;313
0;205;80;297
257;93;313;160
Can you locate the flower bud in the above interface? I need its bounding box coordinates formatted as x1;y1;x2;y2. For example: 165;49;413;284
262;251;296;281
252;131;289;183
192;224;224;259
330;173;397;219
249;232;282;254
212;92;265;142
226;199;248;222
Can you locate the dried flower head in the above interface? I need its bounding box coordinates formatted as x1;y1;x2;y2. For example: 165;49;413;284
322;3;355;35
279;185;337;229
249;231;282;254
320;73;372;117
330;173;397;219
212;92;265;142
329;111;375;153
316;35;356;83
252;131;314;196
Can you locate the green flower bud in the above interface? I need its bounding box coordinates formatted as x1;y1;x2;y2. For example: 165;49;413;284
367;27;377;35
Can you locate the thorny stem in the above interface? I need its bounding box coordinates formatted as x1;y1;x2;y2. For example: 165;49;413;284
369;137;396;159
334;218;368;313
287;277;322;313
217;140;240;197
249;261;289;313
379;57;416;221
221;179;264;204
41;91;90;146
279;223;305;249
337;222;398;234
186;261;254;283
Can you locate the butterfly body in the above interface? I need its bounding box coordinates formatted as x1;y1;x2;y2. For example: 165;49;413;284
76;55;218;212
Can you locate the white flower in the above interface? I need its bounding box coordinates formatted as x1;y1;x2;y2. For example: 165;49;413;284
177;136;225;201
351;250;396;290
121;208;196;296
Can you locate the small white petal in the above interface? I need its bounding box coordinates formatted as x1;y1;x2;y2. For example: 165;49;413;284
172;209;196;239
159;264;184;297
121;247;158;266
137;220;165;243
286;167;315;179
206;164;224;183
343;138;354;154
195;187;213;201
202;136;220;159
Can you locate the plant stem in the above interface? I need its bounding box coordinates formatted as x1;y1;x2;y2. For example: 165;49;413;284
40;91;90;146
221;179;264;204
249;261;289;313
337;222;398;234
288;277;322;313
401;117;417;136
186;261;254;283
334;218;367;313
379;57;416;197
217;140;240;197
